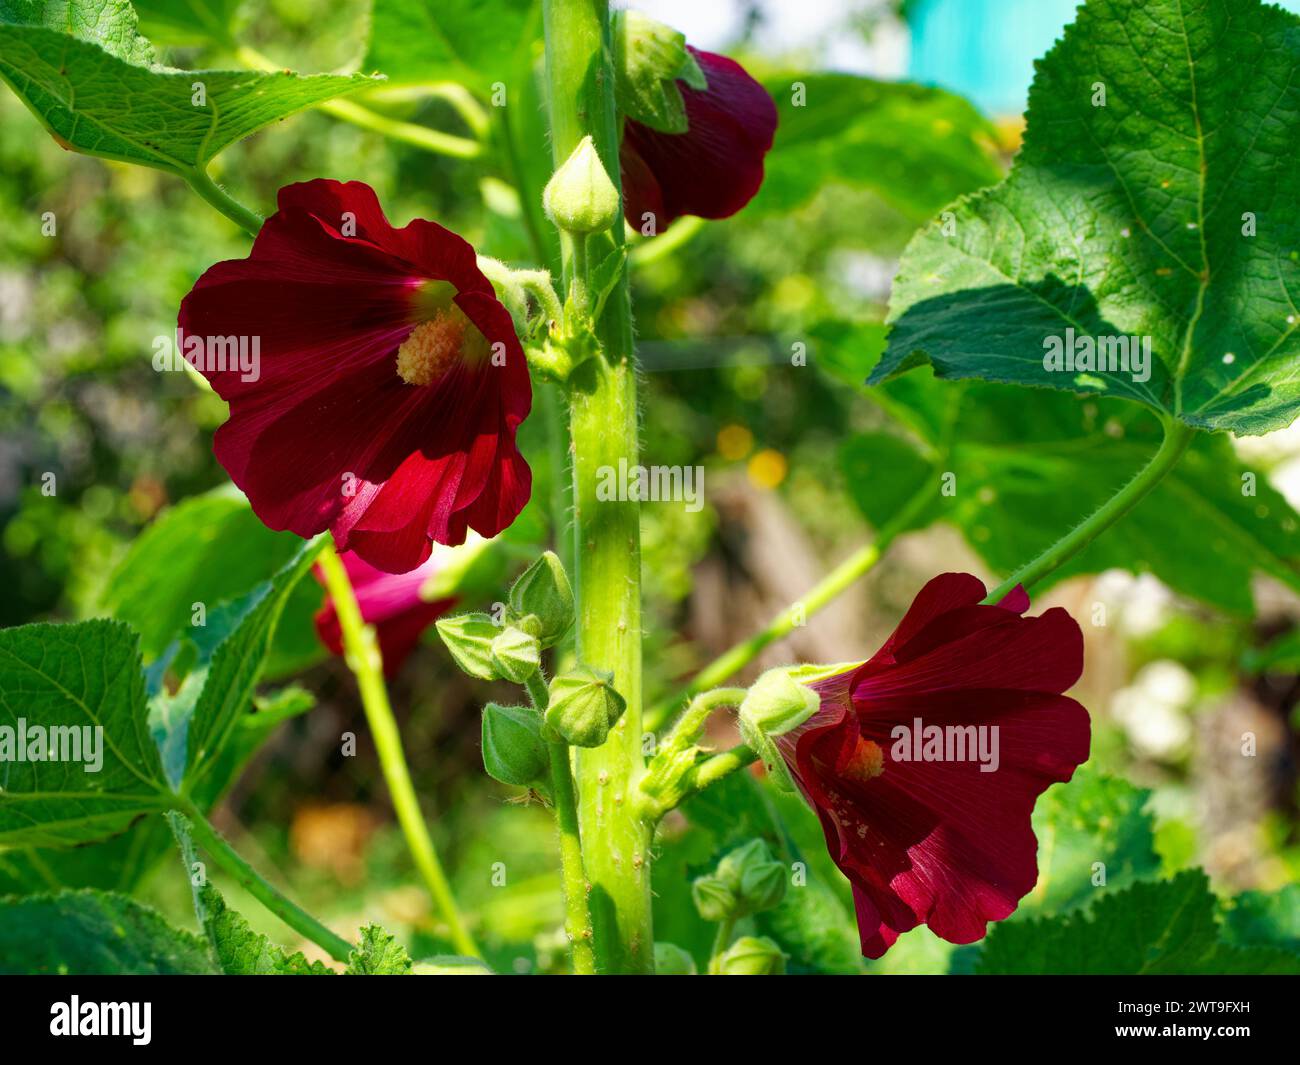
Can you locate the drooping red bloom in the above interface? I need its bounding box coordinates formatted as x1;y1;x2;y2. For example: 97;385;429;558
620;48;777;230
776;573;1090;958
313;550;454;678
179;180;531;574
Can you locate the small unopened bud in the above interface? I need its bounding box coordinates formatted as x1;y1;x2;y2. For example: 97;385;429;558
543;136;620;236
544;666;627;747
738;668;819;792
716;839;786;915
481;703;550;787
490;625;541;683
653;942;698;975
435;613;503;680
715;936;786;976
691;875;737;922
508;551;574;647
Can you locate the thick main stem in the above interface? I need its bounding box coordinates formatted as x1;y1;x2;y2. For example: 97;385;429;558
543;0;652;972
316;545;480;958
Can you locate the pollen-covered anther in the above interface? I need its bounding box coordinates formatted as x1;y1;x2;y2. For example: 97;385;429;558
396;312;464;386
843;737;885;783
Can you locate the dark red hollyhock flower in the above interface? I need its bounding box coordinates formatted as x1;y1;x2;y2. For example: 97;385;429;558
776;574;1090;958
313;550;454;678
620;48;777;230
179;180;531;574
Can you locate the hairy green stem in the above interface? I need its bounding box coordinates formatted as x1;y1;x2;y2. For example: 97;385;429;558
983;420;1196;604
525;673;596;974
182;167;262;237
316;544;480;958
708;914;738;974
180;805;352;962
543;0;651;973
664;687;748;745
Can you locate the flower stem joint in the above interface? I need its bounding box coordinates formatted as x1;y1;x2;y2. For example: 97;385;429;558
737;668;819;792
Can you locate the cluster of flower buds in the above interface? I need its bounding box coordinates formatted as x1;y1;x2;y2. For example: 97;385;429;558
692;839;788;922
436;551;575;685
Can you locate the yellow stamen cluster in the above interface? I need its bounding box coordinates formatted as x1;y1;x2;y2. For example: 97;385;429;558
395;312;465;386
842;737;885;783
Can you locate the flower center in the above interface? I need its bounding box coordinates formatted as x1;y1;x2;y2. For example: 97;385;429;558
842;737;884;783
396;311;465;386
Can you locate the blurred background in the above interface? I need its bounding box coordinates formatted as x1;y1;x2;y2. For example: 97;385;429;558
1;0;1298;973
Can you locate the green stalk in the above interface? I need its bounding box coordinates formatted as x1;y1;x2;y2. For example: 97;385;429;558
648;483;933;731
525;674;596;974
181;804;353;962
983;420;1196;604
707;915;738;974
316;544;480;958
543;0;652;972
182;167;262;237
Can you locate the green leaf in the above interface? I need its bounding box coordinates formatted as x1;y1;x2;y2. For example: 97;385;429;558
165;539;325;792
1;0;156;62
195;880;331;974
1022;768;1160;916
345;924;414;974
0;619;173;847
1221;885;1300;952
754;74;1002;223
362;0;539;94
101;486;317;669
874;0;1300;436
978;871;1300;974
0;889;216;974
838;370;1300;613
0;0;378;173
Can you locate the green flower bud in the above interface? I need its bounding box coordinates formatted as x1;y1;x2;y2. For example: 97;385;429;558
508;551;574;647
611;10;707;134
544;666;627;747
653;942;698;975
715;839;786;915
435;613;503;680
489;625;541;683
691;874;737;922
715;936;786;976
738;668;819;792
636;736;701;822
543;136;620;236
481;703;550;787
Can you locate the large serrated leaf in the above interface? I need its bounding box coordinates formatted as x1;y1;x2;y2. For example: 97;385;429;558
0;889;216;974
978;870;1300;974
0;0;378;173
0;619;173;847
874;0;1300;436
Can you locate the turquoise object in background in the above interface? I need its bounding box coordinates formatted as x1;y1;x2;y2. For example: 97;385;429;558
907;0;1300;116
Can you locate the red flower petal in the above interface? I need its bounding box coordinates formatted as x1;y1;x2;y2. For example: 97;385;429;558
620;48;777;230
780;573;1091;959
179;179;531;573
313;550;453;677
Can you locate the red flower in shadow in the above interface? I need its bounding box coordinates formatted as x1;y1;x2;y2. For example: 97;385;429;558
620;48;777;231
313;550;454;678
179;179;531;574
777;573;1091;958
